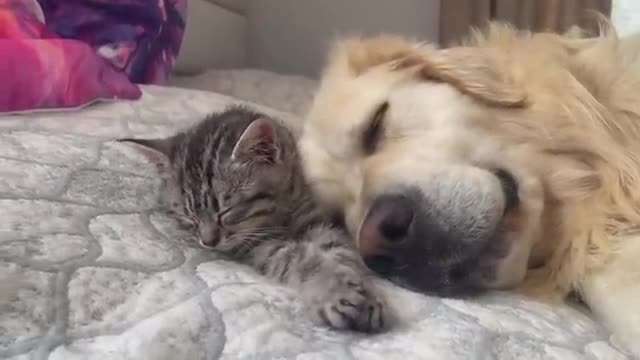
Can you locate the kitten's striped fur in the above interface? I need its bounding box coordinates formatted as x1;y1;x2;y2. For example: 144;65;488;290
120;107;390;332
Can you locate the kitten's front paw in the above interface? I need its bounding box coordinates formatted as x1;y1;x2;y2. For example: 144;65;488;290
317;273;390;333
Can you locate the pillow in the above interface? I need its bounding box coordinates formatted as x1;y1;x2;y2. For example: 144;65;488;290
0;38;142;114
0;0;141;114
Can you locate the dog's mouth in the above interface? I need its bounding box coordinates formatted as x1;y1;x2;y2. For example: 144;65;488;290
363;229;513;297
357;169;521;297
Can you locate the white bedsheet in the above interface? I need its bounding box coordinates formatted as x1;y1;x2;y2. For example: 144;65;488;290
0;85;633;359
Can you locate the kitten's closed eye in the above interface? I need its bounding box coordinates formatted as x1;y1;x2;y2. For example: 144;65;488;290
245;191;272;202
219;191;275;227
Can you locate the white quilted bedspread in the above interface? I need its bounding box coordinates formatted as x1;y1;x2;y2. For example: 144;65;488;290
0;85;635;360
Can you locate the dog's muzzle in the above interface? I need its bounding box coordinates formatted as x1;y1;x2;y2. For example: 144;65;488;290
358;169;518;296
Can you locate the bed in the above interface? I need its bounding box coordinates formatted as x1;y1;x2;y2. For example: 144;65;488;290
0;84;634;360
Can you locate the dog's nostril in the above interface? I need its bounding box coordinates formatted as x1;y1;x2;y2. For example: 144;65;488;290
369;194;414;243
359;193;415;259
364;255;396;275
379;205;414;242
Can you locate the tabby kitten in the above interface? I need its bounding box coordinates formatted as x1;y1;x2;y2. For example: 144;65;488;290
119;107;390;332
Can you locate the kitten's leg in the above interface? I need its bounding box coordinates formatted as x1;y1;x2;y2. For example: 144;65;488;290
250;226;392;333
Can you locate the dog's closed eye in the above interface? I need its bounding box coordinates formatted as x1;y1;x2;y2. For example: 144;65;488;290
363;102;389;155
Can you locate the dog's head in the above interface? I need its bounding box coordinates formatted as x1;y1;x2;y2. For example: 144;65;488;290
299;29;618;297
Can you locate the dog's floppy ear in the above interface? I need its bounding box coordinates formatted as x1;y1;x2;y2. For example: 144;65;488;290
422;47;527;107
334;35;425;76
333;36;526;107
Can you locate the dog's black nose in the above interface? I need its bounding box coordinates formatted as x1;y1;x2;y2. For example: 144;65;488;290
357;182;506;296
359;194;414;275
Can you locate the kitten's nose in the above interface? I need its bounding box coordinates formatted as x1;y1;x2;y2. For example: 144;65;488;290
198;223;220;248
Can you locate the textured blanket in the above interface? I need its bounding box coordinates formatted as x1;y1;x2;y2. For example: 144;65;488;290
0;86;633;360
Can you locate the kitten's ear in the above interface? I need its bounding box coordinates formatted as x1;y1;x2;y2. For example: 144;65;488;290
117;135;181;166
117;137;173;157
232;117;281;164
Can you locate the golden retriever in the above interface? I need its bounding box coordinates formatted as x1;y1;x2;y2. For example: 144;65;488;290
298;22;640;355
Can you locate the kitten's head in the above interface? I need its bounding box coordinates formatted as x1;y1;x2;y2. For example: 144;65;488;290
120;111;298;254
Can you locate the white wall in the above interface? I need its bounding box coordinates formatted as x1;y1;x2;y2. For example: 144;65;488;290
246;0;441;78
174;0;248;75
612;0;640;36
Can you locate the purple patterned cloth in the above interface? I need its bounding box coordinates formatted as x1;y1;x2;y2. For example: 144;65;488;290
37;0;188;85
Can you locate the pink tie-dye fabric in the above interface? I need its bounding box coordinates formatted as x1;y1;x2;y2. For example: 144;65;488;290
0;0;141;113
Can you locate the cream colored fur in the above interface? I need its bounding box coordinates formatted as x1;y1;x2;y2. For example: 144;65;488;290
299;23;640;355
